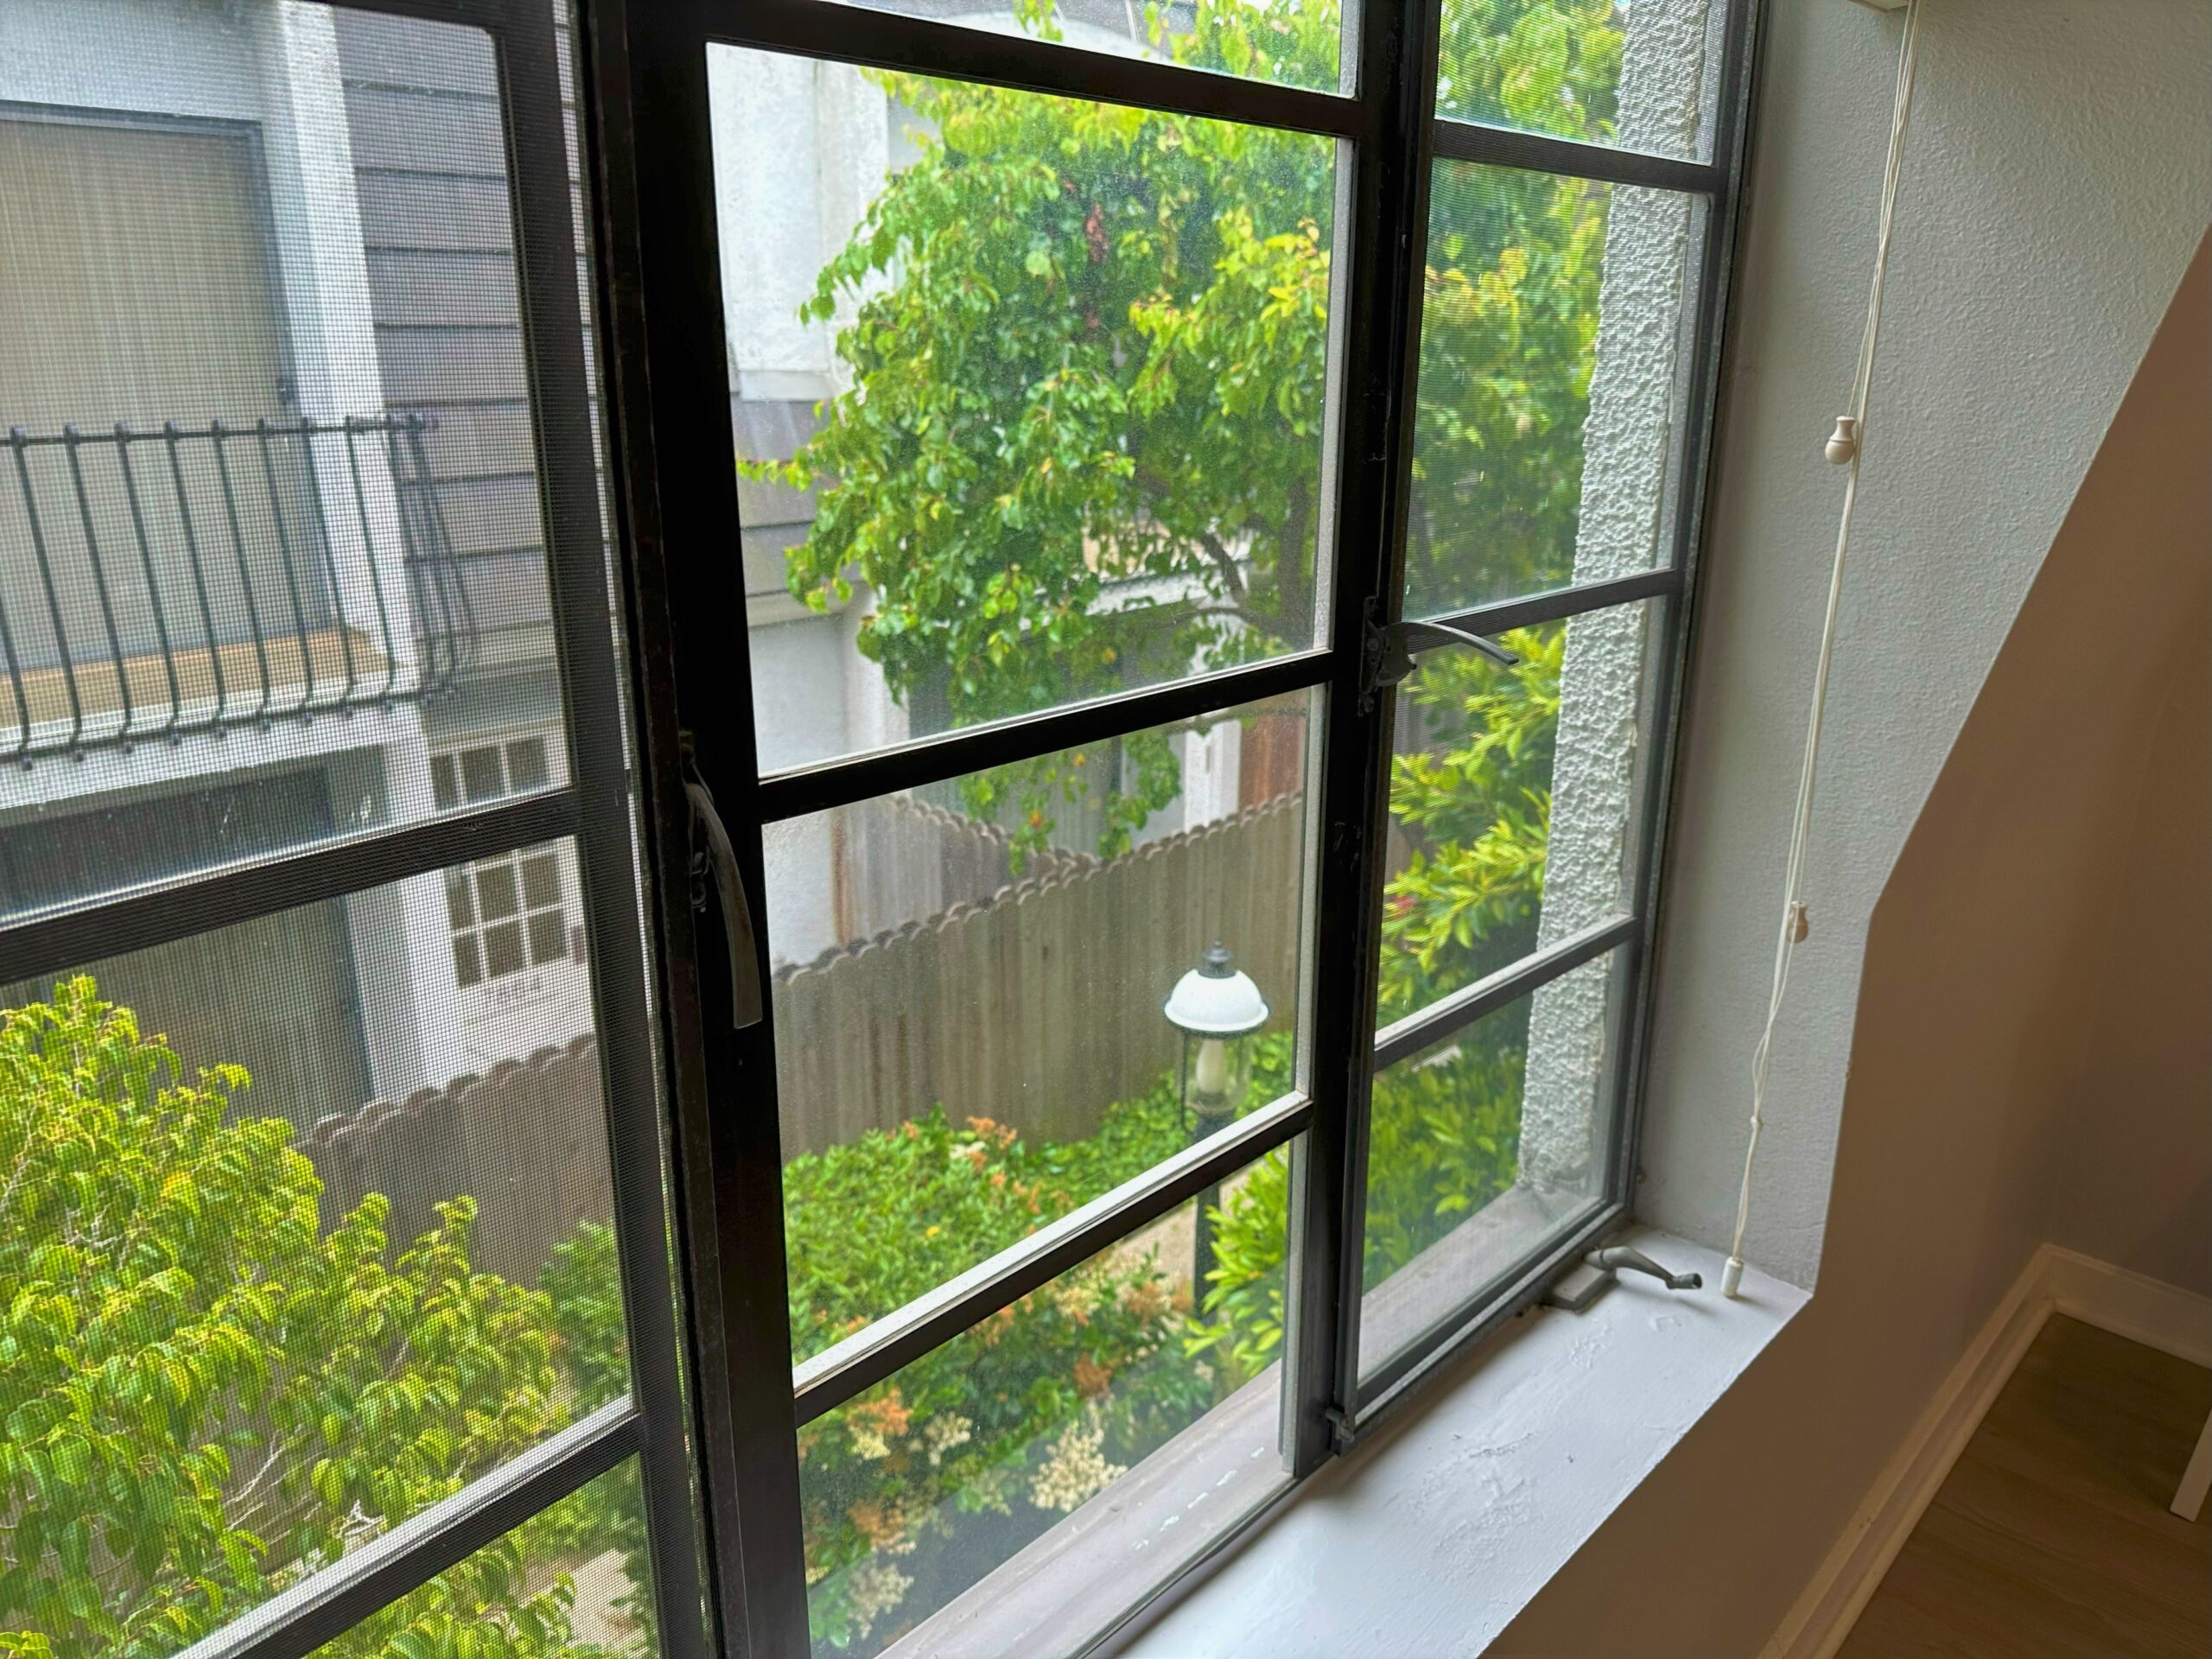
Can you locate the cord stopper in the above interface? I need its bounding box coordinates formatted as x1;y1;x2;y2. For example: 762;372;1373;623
1824;415;1860;465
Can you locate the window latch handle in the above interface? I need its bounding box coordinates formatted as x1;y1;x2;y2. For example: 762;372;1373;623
1362;612;1521;703
683;766;764;1030
1586;1246;1702;1292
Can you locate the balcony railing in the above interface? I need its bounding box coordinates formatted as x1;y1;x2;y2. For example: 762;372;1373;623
0;414;475;761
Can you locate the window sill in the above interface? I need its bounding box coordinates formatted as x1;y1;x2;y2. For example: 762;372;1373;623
1114;1224;1806;1657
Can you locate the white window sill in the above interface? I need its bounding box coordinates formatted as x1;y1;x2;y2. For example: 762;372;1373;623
1117;1224;1807;1657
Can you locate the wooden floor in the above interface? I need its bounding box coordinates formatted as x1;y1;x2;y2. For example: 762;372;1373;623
1838;1314;2212;1658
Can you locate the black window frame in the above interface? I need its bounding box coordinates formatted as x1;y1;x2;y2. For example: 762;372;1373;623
0;0;1766;1649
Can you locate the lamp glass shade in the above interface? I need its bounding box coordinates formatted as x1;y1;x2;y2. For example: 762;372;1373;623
1163;964;1268;1037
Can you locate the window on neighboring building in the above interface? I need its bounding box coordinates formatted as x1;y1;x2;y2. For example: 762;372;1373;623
433;736;577;990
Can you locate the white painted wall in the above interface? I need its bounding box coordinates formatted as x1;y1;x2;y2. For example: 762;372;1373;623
1637;0;2211;1286
1488;0;2212;1648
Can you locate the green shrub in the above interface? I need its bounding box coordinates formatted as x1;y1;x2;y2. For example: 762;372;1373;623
0;979;626;1659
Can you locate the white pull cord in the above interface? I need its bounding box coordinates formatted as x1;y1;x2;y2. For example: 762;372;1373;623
1723;0;1924;1300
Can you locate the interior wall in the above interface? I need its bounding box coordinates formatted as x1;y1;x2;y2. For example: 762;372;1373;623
1482;0;2212;1633
2032;588;2211;1294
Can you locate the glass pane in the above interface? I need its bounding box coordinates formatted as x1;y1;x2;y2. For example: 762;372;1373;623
769;690;1309;1361
1402;167;1701;620
709;46;1338;779
1376;601;1656;1028
1434;0;1723;162
311;1460;660;1656
1360;947;1628;1378
0;850;637;1654
800;1160;1293;1656
0;5;579;923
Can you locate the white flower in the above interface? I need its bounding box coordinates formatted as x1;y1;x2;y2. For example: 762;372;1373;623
923;1412;975;1466
1028;1406;1126;1514
842;1556;914;1637
849;1424;892;1460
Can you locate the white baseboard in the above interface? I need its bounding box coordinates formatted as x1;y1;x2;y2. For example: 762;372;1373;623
1763;1243;2212;1659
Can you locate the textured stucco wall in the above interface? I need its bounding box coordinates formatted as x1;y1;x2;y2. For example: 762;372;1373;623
1518;0;1709;1193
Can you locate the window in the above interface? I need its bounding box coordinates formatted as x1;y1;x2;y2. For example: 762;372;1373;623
0;0;1757;1655
434;737;582;996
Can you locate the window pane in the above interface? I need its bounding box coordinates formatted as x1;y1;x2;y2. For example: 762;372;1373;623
530;907;570;967
766;690;1307;1357
780;0;1344;96
477;861;522;921
506;734;552;791
1434;0;1722;162
800;1160;1293;1656
311;1460;660;1656
1402;167;1700;620
710;46;1338;779
1376;602;1656;1028
1359;947;1628;1379
521;849;563;909
0;6;575;923
0;850;637;1654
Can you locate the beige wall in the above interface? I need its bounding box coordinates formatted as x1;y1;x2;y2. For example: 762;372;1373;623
1489;241;2209;1657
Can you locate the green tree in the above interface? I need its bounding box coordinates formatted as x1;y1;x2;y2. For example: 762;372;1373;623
746;0;1619;861
0;980;626;1659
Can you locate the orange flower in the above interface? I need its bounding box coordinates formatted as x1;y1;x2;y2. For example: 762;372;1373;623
849;1389;912;1440
847;1499;906;1548
1122;1280;1168;1323
1073;1356;1114;1398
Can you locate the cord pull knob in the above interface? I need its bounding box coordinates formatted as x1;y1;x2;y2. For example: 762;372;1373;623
1825;415;1860;465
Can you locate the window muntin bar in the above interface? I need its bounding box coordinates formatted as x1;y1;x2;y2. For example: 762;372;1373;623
795;1146;1297;1656
175;1406;643;1659
757;651;1332;823
794;1087;1312;1421
1373;909;1637;1068
699;0;1363;134
0;789;579;988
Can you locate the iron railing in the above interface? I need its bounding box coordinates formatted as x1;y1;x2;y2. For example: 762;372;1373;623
0;413;476;760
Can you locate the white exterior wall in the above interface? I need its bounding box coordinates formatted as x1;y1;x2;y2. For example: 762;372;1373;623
0;0;461;1098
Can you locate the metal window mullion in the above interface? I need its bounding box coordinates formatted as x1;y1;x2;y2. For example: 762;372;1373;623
1277;0;1448;1478
176;1401;643;1659
754;648;1332;823
1428;115;1722;194
0;788;580;988
699;0;1360;138
1410;566;1680;640
607;0;817;1651
490;7;716;1659
793;1092;1315;1423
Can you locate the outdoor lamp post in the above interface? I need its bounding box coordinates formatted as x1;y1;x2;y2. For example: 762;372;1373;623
1164;941;1268;1304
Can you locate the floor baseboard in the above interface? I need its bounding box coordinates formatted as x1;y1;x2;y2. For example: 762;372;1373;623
1763;1243;2212;1659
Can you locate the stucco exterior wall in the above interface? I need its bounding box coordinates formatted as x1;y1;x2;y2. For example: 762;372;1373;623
1517;0;1711;1195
